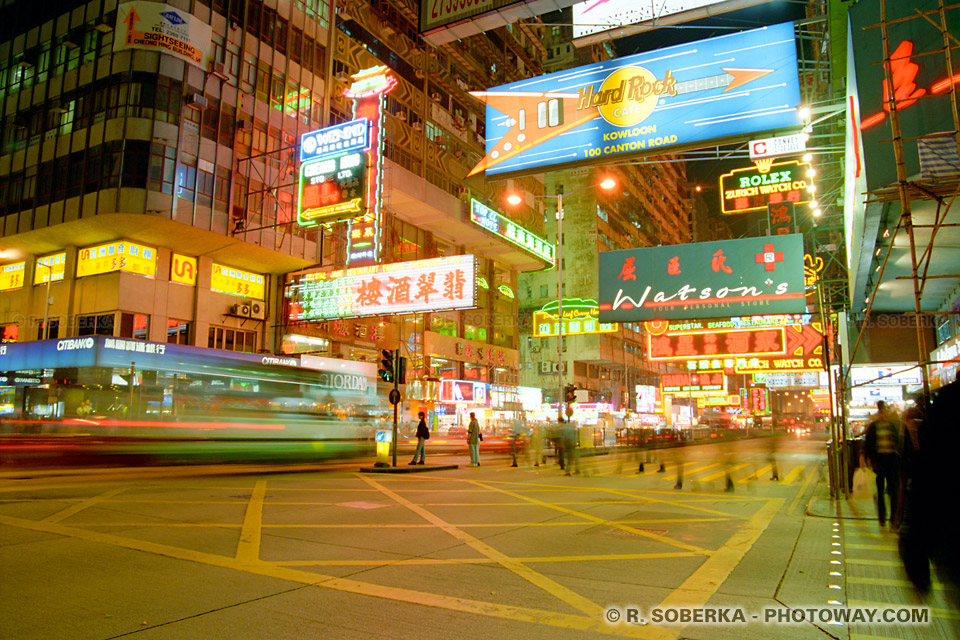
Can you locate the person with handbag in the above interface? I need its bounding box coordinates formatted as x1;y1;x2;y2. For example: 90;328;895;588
409;411;429;465
468;412;482;467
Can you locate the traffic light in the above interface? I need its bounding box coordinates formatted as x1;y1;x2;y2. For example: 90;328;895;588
379;349;395;383
564;384;576;403
397;356;407;384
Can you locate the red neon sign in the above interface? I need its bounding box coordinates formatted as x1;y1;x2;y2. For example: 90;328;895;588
647;326;786;361
860;40;960;130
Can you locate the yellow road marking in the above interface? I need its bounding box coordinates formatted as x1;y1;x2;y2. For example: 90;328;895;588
42;487;127;523
80;517;733;529
276;551;702;567
359;474;604;616
626;461;696;479
655;498;783;633
0;513;672;638
698;464;749;483
779;464;805;485
787;462;820;516
659;462;719;482
467;479;711;555
236;479;266;563
599;489;738;518
737;464;772;484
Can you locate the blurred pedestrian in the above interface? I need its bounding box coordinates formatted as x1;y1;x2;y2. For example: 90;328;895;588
864;400;901;527
467;412;482;467
768;435;780;481
899;378;960;633
531;424;545;467
555;418;566;470
409;411;429;465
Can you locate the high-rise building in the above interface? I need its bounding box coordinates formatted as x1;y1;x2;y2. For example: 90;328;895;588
0;0;554;428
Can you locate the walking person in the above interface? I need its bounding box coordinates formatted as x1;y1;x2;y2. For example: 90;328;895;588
468;412;482;467
865;400;901;528
409;411;429;465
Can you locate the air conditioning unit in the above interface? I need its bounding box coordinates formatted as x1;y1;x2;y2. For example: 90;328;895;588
185;93;208;109
430;92;442;102
539;362;552;374
209;60;229;80
94;17;114;33
236;120;251;131
396;112;407;121
411;122;423;131
248;301;265;320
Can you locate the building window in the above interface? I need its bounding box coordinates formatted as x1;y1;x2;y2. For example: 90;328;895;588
78;314;115;336
208;326;256;353
540;284;549;297
35;319;59;340
167;319;191;345
119;313;149;340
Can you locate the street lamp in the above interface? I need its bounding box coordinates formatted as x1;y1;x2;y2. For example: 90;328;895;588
507;176;617;422
36;260;54;340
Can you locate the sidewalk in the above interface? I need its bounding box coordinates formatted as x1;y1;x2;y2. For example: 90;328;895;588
806;484;959;639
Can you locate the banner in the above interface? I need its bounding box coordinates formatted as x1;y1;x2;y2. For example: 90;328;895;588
114;2;212;70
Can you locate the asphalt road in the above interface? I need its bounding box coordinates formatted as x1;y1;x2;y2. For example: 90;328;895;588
2;435;942;640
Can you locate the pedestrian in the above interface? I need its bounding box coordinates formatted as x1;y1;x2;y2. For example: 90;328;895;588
531;424;544;467
555;418;566;470
467;412;482;467
900;379;960;613
864;400;901;528
409;411;429;465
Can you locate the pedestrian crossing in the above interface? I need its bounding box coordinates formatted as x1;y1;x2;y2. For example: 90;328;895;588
513;449;819;487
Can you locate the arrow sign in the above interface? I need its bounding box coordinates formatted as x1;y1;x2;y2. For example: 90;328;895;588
784;322;824;357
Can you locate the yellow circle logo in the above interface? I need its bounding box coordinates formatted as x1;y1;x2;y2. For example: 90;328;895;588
596;67;660;127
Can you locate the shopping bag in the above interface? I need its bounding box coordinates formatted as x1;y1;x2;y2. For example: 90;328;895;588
852;466;876;500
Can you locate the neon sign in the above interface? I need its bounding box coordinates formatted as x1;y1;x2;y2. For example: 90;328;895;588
286;255;478;321
533;298;618;338
647;326;786;361
344;66;396;267
298;151;368;226
470;199;555;264
76;241;156;278
211;263;266;300
661;371;727;397
720;160;811;214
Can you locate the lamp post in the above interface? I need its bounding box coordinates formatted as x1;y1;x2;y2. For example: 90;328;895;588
507;176;616;422
37;260;53;340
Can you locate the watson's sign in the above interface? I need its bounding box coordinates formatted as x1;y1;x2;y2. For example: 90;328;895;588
598;235;806;322
469;22;801;177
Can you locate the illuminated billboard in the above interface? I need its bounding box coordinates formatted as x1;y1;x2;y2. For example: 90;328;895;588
299;151;368;226
469;22;801;178
572;0;771;41
661;371;727;397
35;253;66;284
470;200;554;264
532;298;617;337
0;262;25;291
598;234;806;322
76;241;157;278
211;263;266;300
114;2;212;70
286;255;478;321
647;325;786;362
720;160;811;214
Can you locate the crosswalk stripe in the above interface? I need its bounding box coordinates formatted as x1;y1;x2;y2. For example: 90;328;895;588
847;575;954;591
698;463;749;483
736;464;771;483
660;462;718;482
779;464;805;484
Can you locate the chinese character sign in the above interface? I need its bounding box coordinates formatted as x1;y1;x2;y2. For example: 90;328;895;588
286;255;478;321
0;262;26;291
598;234;806;322
35;253;67;284
210;263;266;300
470;199;555;265
767;202;796;236
661;371;727;397
647;326;786;361
76;241;157;278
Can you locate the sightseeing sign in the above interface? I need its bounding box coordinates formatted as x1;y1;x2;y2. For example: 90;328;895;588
721;160;812;214
114;2;212;70
468;22;800;178
598;234;806;322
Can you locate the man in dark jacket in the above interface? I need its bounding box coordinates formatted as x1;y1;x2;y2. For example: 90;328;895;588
864;401;900;527
409;411;429;465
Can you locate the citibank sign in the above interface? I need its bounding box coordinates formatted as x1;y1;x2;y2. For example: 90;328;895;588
57;337;95;351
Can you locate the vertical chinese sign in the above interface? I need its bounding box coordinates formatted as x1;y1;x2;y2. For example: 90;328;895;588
767;201;796;235
296;65;397;268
